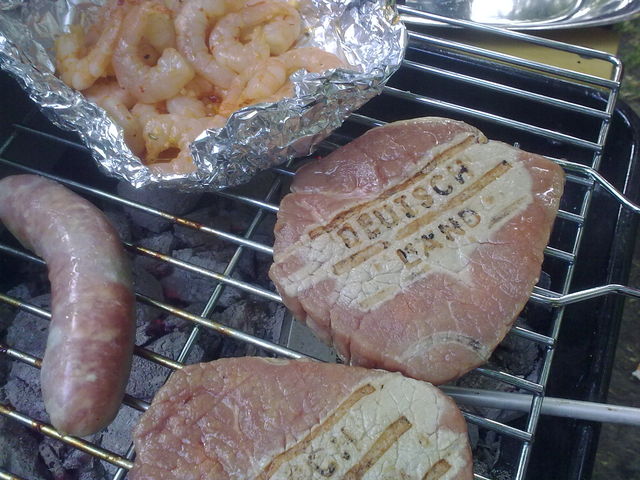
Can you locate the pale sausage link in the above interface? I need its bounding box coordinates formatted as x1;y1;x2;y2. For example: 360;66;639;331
0;174;135;436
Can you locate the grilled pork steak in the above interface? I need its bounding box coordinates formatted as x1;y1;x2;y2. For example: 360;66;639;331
130;357;473;479
269;117;565;384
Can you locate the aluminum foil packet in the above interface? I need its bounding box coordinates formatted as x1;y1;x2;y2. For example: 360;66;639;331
0;0;406;190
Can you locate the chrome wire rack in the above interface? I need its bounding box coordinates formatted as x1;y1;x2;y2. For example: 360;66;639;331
2;6;640;480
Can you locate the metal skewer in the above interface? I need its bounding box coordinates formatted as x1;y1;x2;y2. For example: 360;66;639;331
444;387;640;426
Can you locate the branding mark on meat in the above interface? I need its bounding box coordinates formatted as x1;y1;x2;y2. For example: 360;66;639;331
343;416;412;479
281;141;534;311
258;377;470;479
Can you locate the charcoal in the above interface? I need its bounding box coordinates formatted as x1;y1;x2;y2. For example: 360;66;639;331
4;294;50;422
5;294;50;354
98;406;142;479
5;283;32;304
494;330;542;378
39;436;100;480
103;208;133;243
5;362;47;423
0;416;46;480
117;182;201;233
127;330;205;402
471;429;515;480
159;247;249;308
172;204;235;248
132;265;165;332
133;231;177;276
216;300;286;358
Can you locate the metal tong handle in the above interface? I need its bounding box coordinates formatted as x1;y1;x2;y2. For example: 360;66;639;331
531;284;640;307
555;158;640;214
531;158;640;306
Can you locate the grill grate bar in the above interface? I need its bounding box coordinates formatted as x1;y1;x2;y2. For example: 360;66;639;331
381;86;603;151
402;9;621;88
475;368;544;394
556;158;640;214
0;244;307;359
126;242;281;302
555;210;584;224
0;468;28;480
12;120;635;212
214;189;280;213
531;283;640;307
0;157;274;256
0;291;184;372
401;60;610;119
12;124;90;152
509;327;554;347
543;246;575;263
0;342;150;412
0;341;532;479
0;403;134;470
463;411;532;443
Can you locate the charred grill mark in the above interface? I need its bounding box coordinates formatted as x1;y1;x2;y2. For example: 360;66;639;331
359;286;399;310
306;135;477;239
422;459;452;480
396;160;513;241
332;241;390;276
488;196;527;228
258;384;376;479
343;416;413;480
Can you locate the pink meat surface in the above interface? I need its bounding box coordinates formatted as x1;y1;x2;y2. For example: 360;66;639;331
269;117;565;384
0;174;135;436
130;357;472;479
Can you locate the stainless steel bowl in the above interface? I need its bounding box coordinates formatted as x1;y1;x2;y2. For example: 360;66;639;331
403;0;640;29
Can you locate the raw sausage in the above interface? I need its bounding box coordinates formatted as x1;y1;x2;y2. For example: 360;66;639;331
0;174;135;436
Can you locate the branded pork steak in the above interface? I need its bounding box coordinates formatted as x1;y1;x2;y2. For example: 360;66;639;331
130;357;473;479
269;117;565;384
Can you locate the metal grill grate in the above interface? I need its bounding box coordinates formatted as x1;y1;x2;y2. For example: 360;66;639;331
1;6;640;480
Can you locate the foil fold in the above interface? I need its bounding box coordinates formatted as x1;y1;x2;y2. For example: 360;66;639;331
0;0;406;190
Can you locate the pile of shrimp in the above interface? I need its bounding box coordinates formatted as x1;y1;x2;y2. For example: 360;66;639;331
55;0;346;175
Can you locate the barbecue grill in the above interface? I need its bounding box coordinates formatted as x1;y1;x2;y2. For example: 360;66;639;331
1;6;640;480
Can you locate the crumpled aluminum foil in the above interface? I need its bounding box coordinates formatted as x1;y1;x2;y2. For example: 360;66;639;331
0;0;406;190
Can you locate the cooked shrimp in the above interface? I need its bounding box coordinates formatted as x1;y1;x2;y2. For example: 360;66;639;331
113;1;195;103
84;79;145;155
208;0;301;74
163;0;186;14
175;0;237;89
55;3;125;91
279;46;346;73
144;5;177;51
132;102;165;127
166;96;207;117
218;47;345;116
144;114;226;174
217;56;285;116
